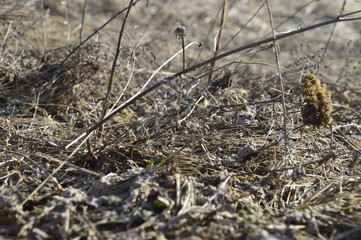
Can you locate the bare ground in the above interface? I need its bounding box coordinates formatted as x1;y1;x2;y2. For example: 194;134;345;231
0;0;361;239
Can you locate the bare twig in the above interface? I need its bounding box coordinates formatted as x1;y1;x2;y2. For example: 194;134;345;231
208;0;227;82
265;0;289;164
98;0;135;137
79;0;88;43
318;0;346;67
62;0;71;43
221;1;265;52
39;0;47;57
194;2;223;65
58;0;141;69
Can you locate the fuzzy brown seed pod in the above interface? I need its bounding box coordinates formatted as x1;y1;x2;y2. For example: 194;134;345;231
300;74;333;128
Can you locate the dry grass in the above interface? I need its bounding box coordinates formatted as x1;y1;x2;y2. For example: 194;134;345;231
1;0;361;239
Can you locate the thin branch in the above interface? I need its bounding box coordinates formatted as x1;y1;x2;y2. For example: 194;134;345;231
194;1;223;65
98;0;135;138
318;0;346;66
265;0;289;164
105;0;134;102
221;1;265;52
208;0;227;82
79;0;88;43
58;0;141;69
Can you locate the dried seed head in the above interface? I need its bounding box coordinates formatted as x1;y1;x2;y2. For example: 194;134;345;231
173;25;187;40
300;74;333;128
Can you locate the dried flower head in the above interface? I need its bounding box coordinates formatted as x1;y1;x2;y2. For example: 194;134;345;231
172;25;188;70
300;74;333;128
173;25;187;40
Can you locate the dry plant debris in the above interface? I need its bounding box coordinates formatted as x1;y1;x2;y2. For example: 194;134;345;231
0;0;361;239
301;74;333;128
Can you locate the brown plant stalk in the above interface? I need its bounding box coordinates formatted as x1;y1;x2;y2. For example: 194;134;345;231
208;0;227;82
99;0;135;137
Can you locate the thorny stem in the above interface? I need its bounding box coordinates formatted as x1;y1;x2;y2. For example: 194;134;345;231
66;10;361;149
